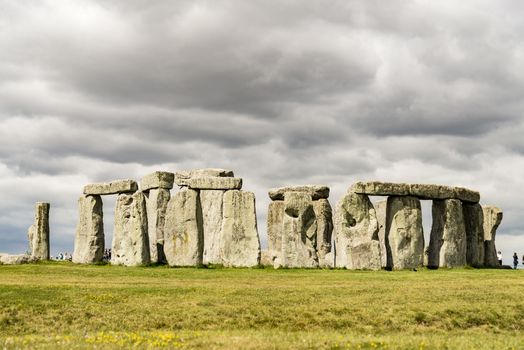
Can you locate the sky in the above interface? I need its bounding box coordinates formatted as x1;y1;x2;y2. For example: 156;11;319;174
1;1;523;263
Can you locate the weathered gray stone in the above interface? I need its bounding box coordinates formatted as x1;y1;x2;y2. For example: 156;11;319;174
187;177;242;190
267;201;284;264
112;192;150;266
145;188;170;264
84;179;138;195
350;181;480;203
483;205;503;268
260;250;273;266
0;254;37;265
374;200;387;268
313;199;333;267
323;252;335;268
220;190;260;267
175;168;234;186
428;199;466;268
72;195;104;264
463;203;485;267
280;192;318;268
385;196;424;269
164;189;203;266
334;192;381;270
140;171;174;191
201;190;225;265
268;185;329;201
27;202;50;260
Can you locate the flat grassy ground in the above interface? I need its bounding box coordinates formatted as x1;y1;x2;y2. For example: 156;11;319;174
0;263;523;349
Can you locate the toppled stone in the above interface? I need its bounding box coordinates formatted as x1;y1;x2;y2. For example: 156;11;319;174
112;192;150;266
280;192;318;268
164;188;204;266
175;168;234;186
201;190;225;265
28;202;50;260
0;254;37;265
268;185;330;201
84;179;138;195
385;196;424;269
313;199;333;267
463;203;485;267
186;177;242;190
72;195;104;264
334;192;381;270
428;199;466;268
350;181;480;203
374;200;387;268
267;201;284;263
145;188;170;264
483;205;503;268
220;190;260;267
140;171;174;191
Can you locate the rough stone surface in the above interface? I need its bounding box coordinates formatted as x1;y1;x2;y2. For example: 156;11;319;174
334;192;381;270
145;188;170;264
260;250;273;266
323;252;335;268
0;254;37;265
84;179;138;195
112;192;150;266
164;189;203;266
201;190;225;265
313;199;333;267
374;200;387;268
280;192;318;268
27;202;50;260
73;195;104;264
186;177;242;190
140;171;174;191
175;168;234;186
463;203;485;267
385;196;424;269
350;181;480;203
483;205;503;268
267;201;284;263
428;199;466;268
268;185;330;201
220;190;260;267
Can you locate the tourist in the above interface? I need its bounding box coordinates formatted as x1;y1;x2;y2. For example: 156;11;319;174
497;251;502;265
513;253;518;269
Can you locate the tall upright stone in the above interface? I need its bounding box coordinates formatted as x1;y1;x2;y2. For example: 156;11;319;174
280;192;318;268
463;203;485;267
428;199;466;268
220;190;260;267
27;202;50;260
267;200;284;264
483;205;503;267
313;199;333;267
164;188;204;266
145;189;170;264
112;192;150;266
374;200;387;268
334;192;381;270
201;190;225;265
73;195;104;264
385;196;424;269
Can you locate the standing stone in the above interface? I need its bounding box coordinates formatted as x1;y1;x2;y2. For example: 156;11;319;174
334;192;381;270
428;199;466;268
27;202;50;260
220;190;260;267
463;203;485;267
164;189;203;266
112;192;150;266
280;192;318;268
313;199;333;267
483;205;503;267
374;200;387;268
145;188;170;264
201;190;225;265
385;196;424;270
73;195;104;264
267;201;284;264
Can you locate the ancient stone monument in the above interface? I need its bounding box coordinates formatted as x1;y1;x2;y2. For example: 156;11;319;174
266;185;333;268
27;202;50;260
72;195;104;264
482;206;503;267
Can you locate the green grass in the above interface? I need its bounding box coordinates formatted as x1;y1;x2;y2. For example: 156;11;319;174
1;262;524;349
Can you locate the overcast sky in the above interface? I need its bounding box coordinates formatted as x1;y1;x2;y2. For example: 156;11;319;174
1;1;523;262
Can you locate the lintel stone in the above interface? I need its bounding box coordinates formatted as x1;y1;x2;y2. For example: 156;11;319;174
268;185;329;201
84;179;138;195
140;171;175;191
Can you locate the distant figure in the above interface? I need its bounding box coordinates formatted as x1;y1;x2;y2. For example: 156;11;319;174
497;251;502;266
522;254;524;267
513;253;518;269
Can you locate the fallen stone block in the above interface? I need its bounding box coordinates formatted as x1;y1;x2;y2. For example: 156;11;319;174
268;185;330;201
140;171;175;191
84;179;138;195
0;254;37;265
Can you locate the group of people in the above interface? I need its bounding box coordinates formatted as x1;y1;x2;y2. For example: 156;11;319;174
54;252;72;261
497;251;524;269
103;249;112;262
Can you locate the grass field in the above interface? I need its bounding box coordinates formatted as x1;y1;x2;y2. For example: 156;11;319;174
1;262;523;349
